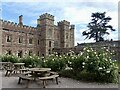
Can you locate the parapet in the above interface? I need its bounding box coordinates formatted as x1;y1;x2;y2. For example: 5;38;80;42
70;25;75;29
1;19;37;31
39;13;54;20
58;20;70;26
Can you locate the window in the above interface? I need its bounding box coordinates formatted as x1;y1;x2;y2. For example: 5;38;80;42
49;41;51;47
54;41;58;48
48;29;52;38
37;51;40;56
66;44;68;47
66;33;68;39
29;50;32;56
18;51;22;58
6;35;12;42
6;50;12;55
29;38;33;44
38;40;39;45
19;36;23;43
48;49;51;54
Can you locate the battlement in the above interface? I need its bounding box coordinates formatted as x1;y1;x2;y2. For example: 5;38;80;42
39;13;54;20
70;25;75;29
1;19;36;31
58;20;70;26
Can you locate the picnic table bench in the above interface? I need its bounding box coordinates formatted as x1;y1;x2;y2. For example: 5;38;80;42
39;75;59;88
18;74;33;88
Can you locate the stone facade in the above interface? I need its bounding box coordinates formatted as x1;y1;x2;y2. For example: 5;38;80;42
0;13;74;57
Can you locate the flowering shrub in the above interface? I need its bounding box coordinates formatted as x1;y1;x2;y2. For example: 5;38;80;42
43;54;66;71
83;47;118;82
0;47;119;83
1;55;18;63
67;54;85;73
20;55;43;67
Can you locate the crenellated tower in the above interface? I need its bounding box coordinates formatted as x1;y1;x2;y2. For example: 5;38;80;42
0;13;75;56
37;13;54;56
58;20;74;48
70;25;75;47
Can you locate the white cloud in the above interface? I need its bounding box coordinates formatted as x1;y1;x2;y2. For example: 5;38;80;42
61;3;118;45
2;1;118;45
2;0;119;2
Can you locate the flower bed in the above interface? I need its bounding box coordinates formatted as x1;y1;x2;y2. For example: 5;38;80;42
0;47;119;83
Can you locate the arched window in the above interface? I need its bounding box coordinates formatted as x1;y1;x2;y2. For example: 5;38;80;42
48;29;52;38
49;41;51;47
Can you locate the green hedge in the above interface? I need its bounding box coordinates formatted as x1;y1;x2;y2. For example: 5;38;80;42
0;47;119;83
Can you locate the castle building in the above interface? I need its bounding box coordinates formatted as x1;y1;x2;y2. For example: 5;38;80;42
0;13;75;57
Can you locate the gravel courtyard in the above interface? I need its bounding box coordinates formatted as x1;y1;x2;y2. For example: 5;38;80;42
0;70;119;89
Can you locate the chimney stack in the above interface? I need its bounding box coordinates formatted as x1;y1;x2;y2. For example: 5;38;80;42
19;15;23;25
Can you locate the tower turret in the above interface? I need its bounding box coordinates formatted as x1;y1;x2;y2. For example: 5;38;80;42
19;15;23;25
37;13;54;56
58;20;71;48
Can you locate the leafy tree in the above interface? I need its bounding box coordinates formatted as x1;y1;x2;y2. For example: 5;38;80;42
82;12;115;42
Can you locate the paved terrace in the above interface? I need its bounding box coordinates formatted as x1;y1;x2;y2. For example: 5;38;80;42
0;70;119;89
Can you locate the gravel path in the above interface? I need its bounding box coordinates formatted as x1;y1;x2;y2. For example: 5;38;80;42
1;71;118;88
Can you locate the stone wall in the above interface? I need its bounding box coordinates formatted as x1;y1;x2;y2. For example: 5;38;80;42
0;13;75;56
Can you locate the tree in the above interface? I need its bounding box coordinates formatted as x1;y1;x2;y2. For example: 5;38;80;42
82;12;115;42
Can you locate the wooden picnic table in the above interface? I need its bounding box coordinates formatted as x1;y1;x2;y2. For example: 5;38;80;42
14;63;25;68
17;67;59;88
14;63;25;73
29;68;51;72
0;62;11;70
29;68;51;80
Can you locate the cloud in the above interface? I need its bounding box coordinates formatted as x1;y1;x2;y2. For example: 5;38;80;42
2;0;119;2
2;1;118;46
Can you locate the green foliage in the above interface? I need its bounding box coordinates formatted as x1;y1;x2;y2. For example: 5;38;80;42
59;69;76;79
20;55;43;68
43;55;66;71
82;12;115;42
60;47;119;83
82;47;118;83
67;54;85;73
1;55;18;63
0;47;118;83
114;61;120;71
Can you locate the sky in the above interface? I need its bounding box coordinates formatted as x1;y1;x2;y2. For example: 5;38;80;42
1;0;119;46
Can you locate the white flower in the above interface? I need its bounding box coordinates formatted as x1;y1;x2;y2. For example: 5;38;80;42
90;62;93;64
105;59;107;61
83;48;86;50
87;50;90;52
114;60;117;62
106;70;110;73
103;67;105;69
87;56;89;59
82;62;85;65
93;51;96;54
72;57;74;59
82;66;84;68
106;49;109;52
69;62;72;64
99;67;102;70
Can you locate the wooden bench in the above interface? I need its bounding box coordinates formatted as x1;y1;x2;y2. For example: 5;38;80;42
5;63;15;76
18;74;33;88
38;75;59;88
